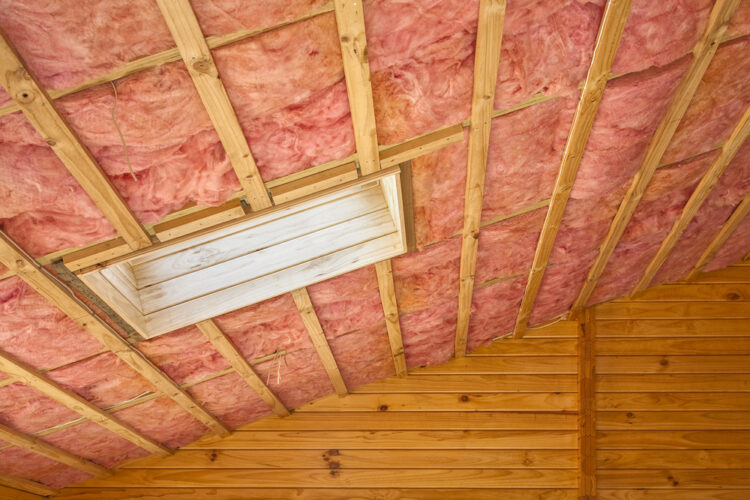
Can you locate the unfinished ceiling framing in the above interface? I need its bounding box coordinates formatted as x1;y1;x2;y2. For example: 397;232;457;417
0;0;749;496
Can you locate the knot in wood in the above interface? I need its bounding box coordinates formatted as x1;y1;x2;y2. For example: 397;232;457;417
192;58;213;74
45;138;57;147
15;89;35;104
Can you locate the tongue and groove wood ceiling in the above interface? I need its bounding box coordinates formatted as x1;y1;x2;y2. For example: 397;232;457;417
0;0;749;495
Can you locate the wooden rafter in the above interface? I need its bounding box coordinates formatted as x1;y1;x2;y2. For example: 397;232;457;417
155;0;271;210
0;349;168;456
0;232;231;438
374;260;407;376
0;31;151;251
0;473;55;497
570;0;744;313
454;0;507;357
0;422;111;478
513;0;633;337
687;191;750;280
291;288;348;396
631;106;750;294
196;320;290;417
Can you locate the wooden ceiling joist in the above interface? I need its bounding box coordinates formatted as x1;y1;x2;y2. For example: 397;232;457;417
513;0;633;337
454;0;507;358
291;288;348;396
375;260;407;377
631;106;750;294
570;0;744;313
0;349;168;456
0;422;111;479
0;232;231;439
0;472;56;497
196;320;290;417
0;31;151;251
155;0;271;211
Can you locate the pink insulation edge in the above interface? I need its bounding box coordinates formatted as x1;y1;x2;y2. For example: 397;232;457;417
0;447;91;489
705;213;750;272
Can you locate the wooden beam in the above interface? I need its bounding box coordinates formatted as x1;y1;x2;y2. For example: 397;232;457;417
0;473;55;497
374;260;407;377
513;0;633;337
579;309;596;499
0;30;151;250
0;231;231;438
0;484;45;500
455;0;507;357
379;123;464;169
196;320;290;417
0;349;168;456
291;288;348;396
570;0;744;313
632;106;750;294
0;422;111;478
155;0;271;210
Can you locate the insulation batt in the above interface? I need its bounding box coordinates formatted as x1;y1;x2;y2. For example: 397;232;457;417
705;213;750;272
253;348;335;410
392;238;460;314
186;372;273;429
329;322;396;390
191;0;330;36
399;297;458;368
467;275;527;351
0;383;79;435
729;0;750;36
0;447;91;489
112;396;208;449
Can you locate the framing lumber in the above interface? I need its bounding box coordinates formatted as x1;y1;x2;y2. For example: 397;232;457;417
0;349;168;456
579;309;596;499
0;31;151;251
196;320;290;417
0;422;111;478
688;192;750;280
0;473;55;497
455;0;507;357
632;105;750;294
514;0;633;337
570;0;744;313
0;231;231;438
291;288;348;396
155;0;271;211
374;260;408;377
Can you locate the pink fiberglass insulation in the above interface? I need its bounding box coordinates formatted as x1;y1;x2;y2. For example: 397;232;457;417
467;275;527;352
705;214;750;271
612;0;712;75
399;297;457;368
191;0;329;36
483;97;576;222
307;266;385;339
329;322;396;390
475;207;547;285
729;0;750;36
45;352;157;409
588;150;719;306
392;238;461;315
253;348;335;410
40;421;148;468
0;447;91;489
663;37;750;164
0;0;173;90
0;383;79;435
366;0;477;145
113;396;208;449
136;326;230;386
0;277;104;370
530;255;598;325
213;13;355;180
186;372;273;429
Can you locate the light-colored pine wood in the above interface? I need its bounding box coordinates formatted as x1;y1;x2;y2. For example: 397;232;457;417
596;337;750;355
571;0;744;312
598;469;750;488
597;411;750;430
0;473;55;497
374;260;407;376
155;0;271;210
354;374;577;393
595;301;750;320
596;319;750;337
0;232;230;438
597;374;750;392
0;350;168;456
597;430;750;449
291;287;348;396
615;283;750;302
153;200;245;242
455;0;507;357
598;491;750;500
468;338;578;356
691;265;750;283
196;319;289;417
270;163;359;204
413;356;577;374
0;484;45;500
596;392;750;411
632;106;750;294
514;0;633;336
599;450;750;469
379;123;465;168
0;32;150;250
579;309;596;499
0;423;110;478
597;355;750;373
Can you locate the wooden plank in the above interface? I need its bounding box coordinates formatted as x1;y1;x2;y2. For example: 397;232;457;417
298;392;578;412
689;193;750;280
374;260;407;377
353;374;577;393
597;430;750;449
62;238;133;272
269;162;358;204
632;105;750;293
598;491;750;500
0;485;44;500
0;423;110;478
0;32;150;250
126;448;578;469
514;0;633;335
599;450;750;469
0;474;55;497
597;393;750;411
0;232;230;438
596;338;750;355
690;266;750;283
596;319;750;337
153;200;245;242
596;355;750;373
468;339;578;356
615;283;750;302
598;411;750;430
597;374;750;392
595;302;750;320
155;0;271;210
455;0;507;356
524;320;581;338
399;161;417;253
196;319;289;417
579;309;596;499
379;123;465;168
291;288;348;396
570;0;745;312
598;469;750;488
414;356;578;375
